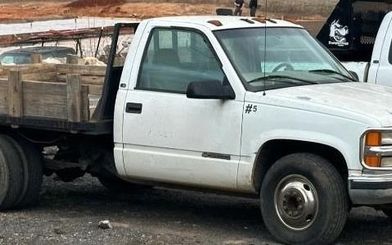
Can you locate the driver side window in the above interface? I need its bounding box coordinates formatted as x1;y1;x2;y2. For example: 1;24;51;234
137;28;225;93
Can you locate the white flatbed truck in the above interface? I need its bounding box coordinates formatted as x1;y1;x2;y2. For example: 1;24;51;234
1;16;392;245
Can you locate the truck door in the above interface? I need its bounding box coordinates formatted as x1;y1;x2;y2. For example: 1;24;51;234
121;27;243;189
369;15;392;85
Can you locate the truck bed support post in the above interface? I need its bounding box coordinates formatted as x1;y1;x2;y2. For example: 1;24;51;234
8;70;23;118
31;54;42;64
66;74;82;122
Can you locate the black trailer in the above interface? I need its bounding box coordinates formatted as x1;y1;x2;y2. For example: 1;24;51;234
317;0;392;61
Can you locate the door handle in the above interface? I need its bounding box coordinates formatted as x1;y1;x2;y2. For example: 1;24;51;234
126;103;142;114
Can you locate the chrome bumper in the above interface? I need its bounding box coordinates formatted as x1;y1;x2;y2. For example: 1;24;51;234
350;173;392;205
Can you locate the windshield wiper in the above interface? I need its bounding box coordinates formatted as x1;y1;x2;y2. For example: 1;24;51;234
248;75;318;85
308;69;355;81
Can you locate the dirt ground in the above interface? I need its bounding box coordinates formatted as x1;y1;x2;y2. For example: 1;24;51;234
0;2;235;22
1;175;392;245
0;1;328;23
0;0;327;38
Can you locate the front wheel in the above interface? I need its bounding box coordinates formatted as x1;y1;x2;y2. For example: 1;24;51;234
260;153;348;245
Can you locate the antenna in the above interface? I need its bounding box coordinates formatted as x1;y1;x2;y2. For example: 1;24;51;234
264;0;268;19
262;0;268;96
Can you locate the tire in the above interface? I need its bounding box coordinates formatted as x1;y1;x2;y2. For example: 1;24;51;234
8;136;43;208
381;206;392;218
0;135;24;210
98;176;150;194
260;153;348;245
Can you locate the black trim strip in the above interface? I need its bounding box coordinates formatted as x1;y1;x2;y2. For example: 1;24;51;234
202;152;231;160
350;180;392;190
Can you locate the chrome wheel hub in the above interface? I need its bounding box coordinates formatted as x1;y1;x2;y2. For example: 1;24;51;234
274;174;319;231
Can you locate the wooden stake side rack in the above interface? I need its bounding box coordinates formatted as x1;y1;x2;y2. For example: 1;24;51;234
0;63;112;134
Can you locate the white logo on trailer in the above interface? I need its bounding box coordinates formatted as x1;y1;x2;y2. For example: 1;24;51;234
328;20;349;47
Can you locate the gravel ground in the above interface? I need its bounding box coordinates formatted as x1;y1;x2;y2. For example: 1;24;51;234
0;175;391;245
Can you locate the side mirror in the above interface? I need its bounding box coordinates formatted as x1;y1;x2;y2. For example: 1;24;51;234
349;71;359;81
186;80;235;100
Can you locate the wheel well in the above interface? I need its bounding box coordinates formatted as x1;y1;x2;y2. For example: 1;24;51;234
253;140;348;193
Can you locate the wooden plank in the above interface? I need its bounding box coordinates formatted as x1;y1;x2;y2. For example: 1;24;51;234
88;94;100;119
0;64;56;74
23;72;57;81
66;74;82;122
8;70;23;117
23;80;67;119
87;85;103;96
31;54;42;64
57;74;105;85
81;85;89;121
56;64;106;76
0;79;9;114
1;64;57;83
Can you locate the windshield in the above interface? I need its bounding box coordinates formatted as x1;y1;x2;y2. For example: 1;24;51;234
0;53;32;65
214;27;354;91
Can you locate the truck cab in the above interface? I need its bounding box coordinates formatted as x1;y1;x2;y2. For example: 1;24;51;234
112;16;392;244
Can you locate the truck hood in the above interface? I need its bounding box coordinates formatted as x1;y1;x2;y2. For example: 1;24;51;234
253;82;392;127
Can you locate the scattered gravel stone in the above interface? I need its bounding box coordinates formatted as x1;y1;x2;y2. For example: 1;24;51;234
53;228;65;235
98;220;113;230
0;175;390;244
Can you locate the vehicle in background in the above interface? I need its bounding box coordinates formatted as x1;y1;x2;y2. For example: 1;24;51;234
317;0;392;62
317;0;392;85
341;11;392;84
0;46;76;65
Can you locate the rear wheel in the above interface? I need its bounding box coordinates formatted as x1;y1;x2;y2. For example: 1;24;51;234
260;153;348;245
9;136;43;208
0;135;24;210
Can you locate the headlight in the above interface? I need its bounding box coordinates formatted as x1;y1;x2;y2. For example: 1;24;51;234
362;130;392;168
382;132;392;145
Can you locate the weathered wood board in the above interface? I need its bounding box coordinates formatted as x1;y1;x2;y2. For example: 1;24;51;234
23;80;68;120
0;63;107;122
0;79;8;114
56;64;106;76
57;74;105;86
0;64;57;82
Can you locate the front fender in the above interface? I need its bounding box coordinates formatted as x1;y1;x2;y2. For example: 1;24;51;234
237;102;369;191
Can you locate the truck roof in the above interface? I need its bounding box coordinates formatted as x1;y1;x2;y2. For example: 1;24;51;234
144;16;303;31
1;46;75;55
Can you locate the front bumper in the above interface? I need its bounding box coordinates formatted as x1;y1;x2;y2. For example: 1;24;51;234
350;173;392;205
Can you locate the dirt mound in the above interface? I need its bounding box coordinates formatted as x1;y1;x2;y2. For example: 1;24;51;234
67;0;126;8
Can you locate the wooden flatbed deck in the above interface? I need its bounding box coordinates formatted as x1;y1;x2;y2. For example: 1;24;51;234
0;63;112;135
